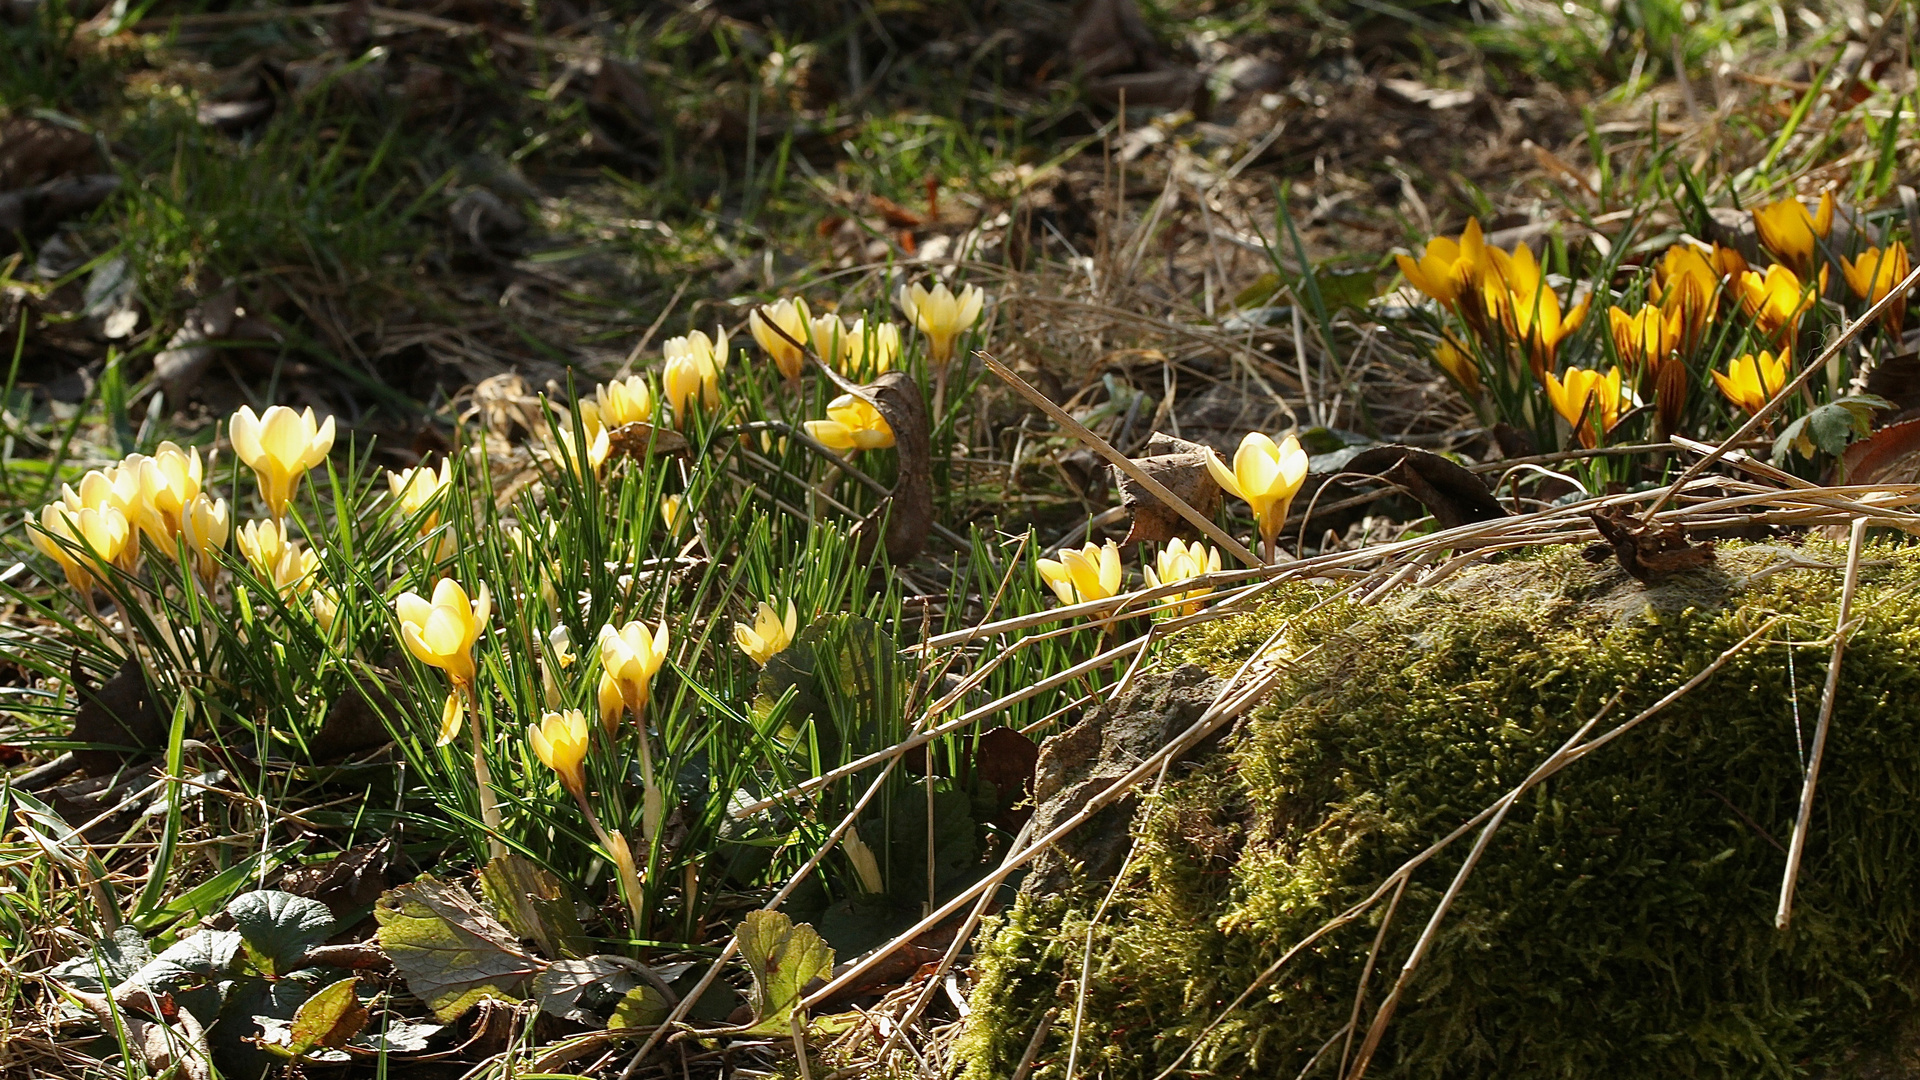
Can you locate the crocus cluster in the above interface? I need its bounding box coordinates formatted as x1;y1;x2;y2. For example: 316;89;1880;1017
1398;191;1913;455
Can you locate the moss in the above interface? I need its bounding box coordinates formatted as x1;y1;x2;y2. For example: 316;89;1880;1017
960;541;1920;1079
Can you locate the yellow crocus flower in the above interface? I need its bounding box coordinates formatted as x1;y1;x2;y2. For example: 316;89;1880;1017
804;393;895;453
265;543;320;599
229;405;335;518
598;619;669;716
553;420;610;477
236;518;290;575
593;375;656;428
837;318;900;376
1543;366;1632;448
1647;244;1731;348
1143;538;1221;617
181;494;229;582
1608;303;1684;378
395;577;491;687
1752;190;1834;274
1206;431;1310;553
388;459;453;522
660;494;684;534
529;708;591;798
1431;334;1480;395
30;503;130;594
1738;264;1817;342
596;670;625;734
807;313;848;370
661;328;728;426
1037;540;1123;607
1839;241;1911;336
734;599;798;667
133;442;203;549
1483;244;1590;374
896;281;985;365
311;586;341;638
749;297;813;380
1394;218;1487;312
1712;350;1790;416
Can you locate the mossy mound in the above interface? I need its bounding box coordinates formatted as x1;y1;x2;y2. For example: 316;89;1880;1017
960;540;1920;1080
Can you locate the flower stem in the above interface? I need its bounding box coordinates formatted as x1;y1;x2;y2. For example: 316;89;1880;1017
574;790;647;934
466;685;505;859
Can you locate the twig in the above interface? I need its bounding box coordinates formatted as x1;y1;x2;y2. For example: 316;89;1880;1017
1009;1008;1059;1080
979;353;1264;568
1775;514;1869;930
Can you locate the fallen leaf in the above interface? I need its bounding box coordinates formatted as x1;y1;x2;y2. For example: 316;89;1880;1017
532;955;645;1026
1112;432;1223;545
279;835;405;920
1842;416;1920;485
67;655;166;780
152;288;241;404
974;726;1040;831
0;117;102;190
604;421;689;461
853;371;934;563
1338;446;1507;531
278;976;367;1057
374;875;540;1022
0;174;120;257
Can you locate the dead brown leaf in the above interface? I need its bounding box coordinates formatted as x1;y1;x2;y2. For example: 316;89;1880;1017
1586;506;1716;584
1340;446;1507;531
67;656;165;780
1113;433;1223;544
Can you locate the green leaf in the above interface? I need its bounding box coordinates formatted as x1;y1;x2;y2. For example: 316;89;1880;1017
287;977;368;1056
532;956;642;1026
229;890;336;977
608;984;672;1030
1233;271;1283;309
374;874;540;1022
479;853;587;960
736;911;834;1036
1772;395;1892;463
47;925;151;996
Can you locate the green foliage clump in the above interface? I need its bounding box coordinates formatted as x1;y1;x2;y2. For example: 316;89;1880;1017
961;541;1920;1079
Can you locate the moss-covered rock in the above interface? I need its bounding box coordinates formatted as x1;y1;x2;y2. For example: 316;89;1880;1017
960;541;1920;1079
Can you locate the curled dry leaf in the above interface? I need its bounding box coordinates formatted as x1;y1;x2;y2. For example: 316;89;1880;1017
1112;432;1223;545
1339;445;1508;531
852;371;935;564
1586;506;1717;584
153;288;242;403
66;655;166;781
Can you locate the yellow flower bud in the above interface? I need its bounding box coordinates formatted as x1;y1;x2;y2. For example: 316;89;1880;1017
529;708;591;797
749;297;812;380
661;328;728;426
388;459;453;523
181;494;229;582
594;375;656;428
